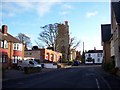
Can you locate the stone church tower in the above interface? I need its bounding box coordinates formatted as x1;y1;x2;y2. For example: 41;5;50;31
56;21;69;62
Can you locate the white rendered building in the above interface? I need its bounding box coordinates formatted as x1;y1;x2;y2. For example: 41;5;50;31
85;50;103;64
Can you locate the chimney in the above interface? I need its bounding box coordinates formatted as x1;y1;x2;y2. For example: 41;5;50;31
2;25;8;35
94;47;96;52
65;21;68;25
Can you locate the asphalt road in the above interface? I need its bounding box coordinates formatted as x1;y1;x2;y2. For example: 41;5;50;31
2;65;120;89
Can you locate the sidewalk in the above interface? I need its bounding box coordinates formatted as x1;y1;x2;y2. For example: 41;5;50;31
2;68;57;81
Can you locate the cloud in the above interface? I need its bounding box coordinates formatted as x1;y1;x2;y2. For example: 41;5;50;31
2;2;34;18
2;0;61;17
86;11;98;18
61;4;73;10
36;2;59;17
60;4;74;16
15;2;33;10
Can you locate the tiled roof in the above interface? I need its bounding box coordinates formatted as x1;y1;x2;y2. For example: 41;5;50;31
112;1;120;23
101;24;111;42
0;30;22;43
86;50;103;53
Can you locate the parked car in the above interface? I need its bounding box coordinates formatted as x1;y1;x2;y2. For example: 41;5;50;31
72;60;80;66
17;60;41;70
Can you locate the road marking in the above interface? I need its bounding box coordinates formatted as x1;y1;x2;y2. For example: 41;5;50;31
95;78;100;89
94;69;111;90
100;76;111;90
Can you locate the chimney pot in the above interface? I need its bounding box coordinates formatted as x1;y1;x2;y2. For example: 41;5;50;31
65;21;68;25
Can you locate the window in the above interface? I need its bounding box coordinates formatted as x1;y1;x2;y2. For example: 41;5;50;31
98;53;102;57
12;56;18;63
88;54;91;57
14;43;17;50
97;53;100;57
17;44;19;50
2;55;8;63
4;40;8;48
86;57;92;62
97;58;100;62
29;61;34;65
13;43;22;51
29;53;32;55
100;53;102;57
1;40;8;48
0;41;3;48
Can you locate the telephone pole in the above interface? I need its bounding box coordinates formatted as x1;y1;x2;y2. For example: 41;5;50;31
82;42;85;64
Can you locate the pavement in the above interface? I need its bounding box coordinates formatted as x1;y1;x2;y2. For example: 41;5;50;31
2;65;72;82
2;68;58;82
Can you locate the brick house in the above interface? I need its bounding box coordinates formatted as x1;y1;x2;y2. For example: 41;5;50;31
0;25;24;69
24;48;62;63
111;1;120;68
40;49;62;62
24;50;40;60
101;24;111;64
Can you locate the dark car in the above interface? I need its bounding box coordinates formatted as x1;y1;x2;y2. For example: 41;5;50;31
72;60;80;66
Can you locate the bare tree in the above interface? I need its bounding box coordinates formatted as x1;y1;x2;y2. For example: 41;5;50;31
67;37;80;61
38;23;80;52
37;23;58;50
69;37;80;50
16;33;32;50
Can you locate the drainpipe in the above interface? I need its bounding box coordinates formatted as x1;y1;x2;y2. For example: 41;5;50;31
9;41;12;69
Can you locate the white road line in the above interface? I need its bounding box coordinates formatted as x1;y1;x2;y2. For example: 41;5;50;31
94;69;111;90
96;78;100;89
100;76;111;90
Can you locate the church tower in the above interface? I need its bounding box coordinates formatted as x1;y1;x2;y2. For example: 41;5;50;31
56;21;69;62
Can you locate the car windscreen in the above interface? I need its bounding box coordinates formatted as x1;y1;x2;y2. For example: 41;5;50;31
33;61;39;64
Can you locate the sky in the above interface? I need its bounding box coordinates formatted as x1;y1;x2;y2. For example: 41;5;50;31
1;0;111;52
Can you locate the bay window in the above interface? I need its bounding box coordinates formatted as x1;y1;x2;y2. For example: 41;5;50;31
2;55;8;63
0;40;8;48
0;40;3;48
4;40;8;48
13;43;22;51
12;56;22;63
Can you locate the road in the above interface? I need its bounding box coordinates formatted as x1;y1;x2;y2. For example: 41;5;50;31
2;65;120;89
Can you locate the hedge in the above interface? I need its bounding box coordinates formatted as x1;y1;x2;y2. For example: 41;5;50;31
24;67;41;74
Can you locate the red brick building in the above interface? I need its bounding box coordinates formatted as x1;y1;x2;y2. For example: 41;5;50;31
40;49;62;62
24;49;62;63
0;25;24;69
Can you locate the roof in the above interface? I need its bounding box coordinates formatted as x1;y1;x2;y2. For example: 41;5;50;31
86;50;103;53
101;24;111;42
0;30;22;43
112;1;120;23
